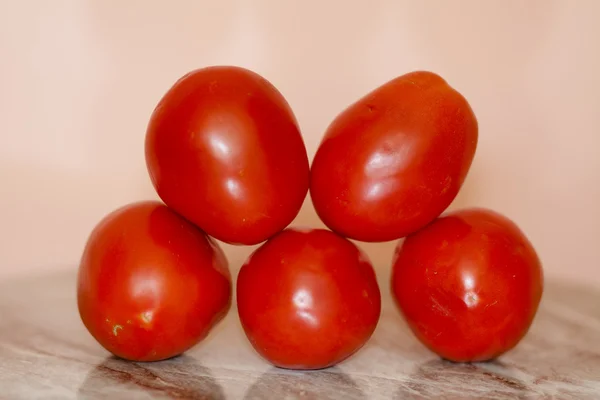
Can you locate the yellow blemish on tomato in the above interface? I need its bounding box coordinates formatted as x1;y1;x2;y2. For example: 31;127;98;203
141;311;153;324
113;325;123;336
441;176;452;194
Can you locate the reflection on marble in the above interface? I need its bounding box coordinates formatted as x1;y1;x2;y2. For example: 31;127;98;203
0;272;599;399
78;356;224;399
244;368;364;400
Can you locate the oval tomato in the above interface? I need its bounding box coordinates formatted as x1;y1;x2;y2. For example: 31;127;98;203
310;71;478;242
145;66;309;245
237;228;381;369
391;208;543;362
77;201;231;362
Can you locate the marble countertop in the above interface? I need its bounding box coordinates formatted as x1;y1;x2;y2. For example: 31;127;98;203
0;272;598;399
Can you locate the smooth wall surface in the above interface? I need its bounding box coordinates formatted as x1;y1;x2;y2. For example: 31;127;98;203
1;0;598;284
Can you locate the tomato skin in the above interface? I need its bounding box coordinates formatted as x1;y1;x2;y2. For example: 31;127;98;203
391;208;543;362
77;201;232;362
310;71;478;242
237;228;381;370
145;66;309;245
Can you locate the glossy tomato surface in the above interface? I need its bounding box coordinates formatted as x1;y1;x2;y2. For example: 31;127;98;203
237;228;381;369
391;208;543;362
145;66;309;245
77;201;232;362
310;71;478;242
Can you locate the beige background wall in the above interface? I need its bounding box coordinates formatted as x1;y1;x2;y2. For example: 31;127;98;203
1;0;598;285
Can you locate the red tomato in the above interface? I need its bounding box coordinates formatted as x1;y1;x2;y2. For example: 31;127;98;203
145;66;309;245
237;228;381;369
310;71;478;242
391;208;543;362
77;201;231;362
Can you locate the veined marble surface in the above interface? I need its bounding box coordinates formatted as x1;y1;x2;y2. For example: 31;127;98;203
0;272;598;399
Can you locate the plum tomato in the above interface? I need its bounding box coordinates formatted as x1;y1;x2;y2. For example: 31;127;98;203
391;208;543;362
145;66;310;245
310;71;478;242
77;201;232;362
237;228;381;369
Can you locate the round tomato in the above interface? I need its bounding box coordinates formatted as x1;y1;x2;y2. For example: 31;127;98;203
77;201;231;362
237;228;381;369
391;208;543;362
145;66;309;245
310;71;478;242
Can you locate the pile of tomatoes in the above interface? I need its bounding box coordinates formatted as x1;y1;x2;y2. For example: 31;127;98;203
77;66;543;369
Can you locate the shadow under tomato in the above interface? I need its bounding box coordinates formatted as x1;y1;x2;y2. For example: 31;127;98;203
77;355;224;399
244;366;365;400
394;359;535;399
